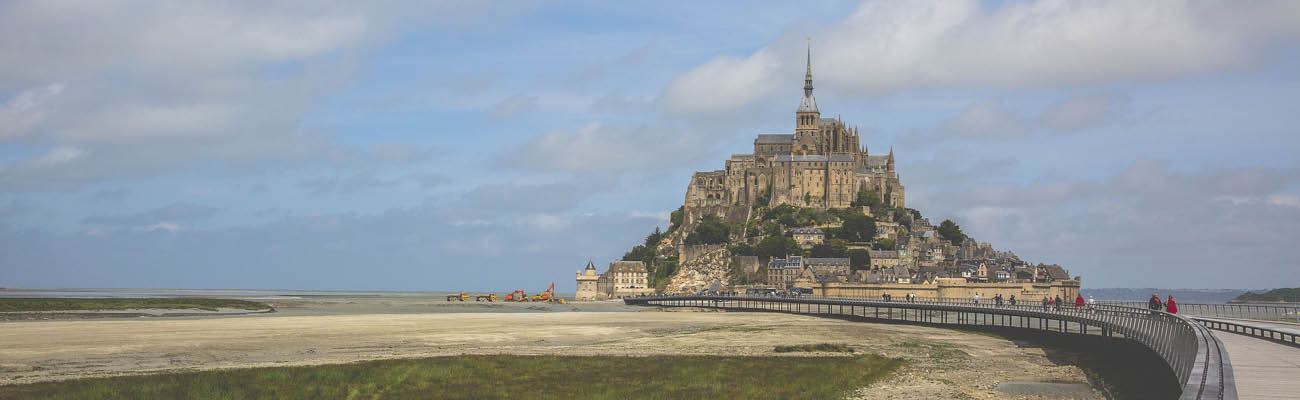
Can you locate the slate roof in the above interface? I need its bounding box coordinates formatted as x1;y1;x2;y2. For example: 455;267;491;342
755;134;794;144
791;228;823;234
805;257;849;267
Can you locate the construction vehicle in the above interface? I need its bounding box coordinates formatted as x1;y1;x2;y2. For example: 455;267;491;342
446;292;469;301
474;293;498;302
530;283;567;304
505;290;528;302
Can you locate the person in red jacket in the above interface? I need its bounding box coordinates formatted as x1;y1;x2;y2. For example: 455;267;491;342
1166;295;1178;314
1075;294;1084;308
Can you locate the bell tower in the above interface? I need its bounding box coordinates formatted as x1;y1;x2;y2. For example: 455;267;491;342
795;39;820;153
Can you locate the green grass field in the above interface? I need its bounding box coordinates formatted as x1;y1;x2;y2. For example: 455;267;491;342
0;354;903;400
0;298;273;312
773;343;855;353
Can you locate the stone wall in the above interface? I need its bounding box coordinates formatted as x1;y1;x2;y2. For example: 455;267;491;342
806;278;1081;301
679;244;727;264
732;255;761;274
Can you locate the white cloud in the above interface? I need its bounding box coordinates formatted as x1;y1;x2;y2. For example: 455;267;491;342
501;122;714;173
0;83;63;140
661;0;1300;113
144;222;182;233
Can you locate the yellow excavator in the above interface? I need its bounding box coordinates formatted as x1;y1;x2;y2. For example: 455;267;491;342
446;292;469;301
530;283;567;304
474;293;498;302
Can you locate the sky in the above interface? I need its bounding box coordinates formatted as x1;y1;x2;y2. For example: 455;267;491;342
1;0;1299;291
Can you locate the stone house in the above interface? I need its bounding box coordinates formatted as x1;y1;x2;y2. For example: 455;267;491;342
869;250;900;270
766;255;806;289
596;261;654;299
791;228;825;249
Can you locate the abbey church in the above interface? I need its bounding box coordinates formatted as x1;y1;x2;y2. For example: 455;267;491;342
683;45;905;212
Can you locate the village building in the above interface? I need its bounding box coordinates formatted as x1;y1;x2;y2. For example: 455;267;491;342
791;228;825;249
595;260;654;299
869;250;900;270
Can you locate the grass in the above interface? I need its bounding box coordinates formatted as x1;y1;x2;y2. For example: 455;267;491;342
893;341;971;360
0;354;903;400
773;343;855;353
0;298;273;312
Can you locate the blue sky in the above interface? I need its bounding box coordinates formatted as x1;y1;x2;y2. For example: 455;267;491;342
2;0;1299;291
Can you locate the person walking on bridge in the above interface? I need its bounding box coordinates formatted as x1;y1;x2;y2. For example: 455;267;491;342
1054;295;1062;311
1148;293;1162;316
974;293;980;305
1074;294;1084;309
1087;296;1096;314
1166;295;1178;314
1009;294;1017;306
1042;296;1049;311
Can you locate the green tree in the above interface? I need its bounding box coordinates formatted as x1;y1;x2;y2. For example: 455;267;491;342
727;243;756;256
669;206;684;231
847;249;871;271
839;213;877;242
937;219;967;245
872;238;895;250
684;215;730;245
851;187;883;209
810;243;833;258
756;235;801;259
644;227;664;247
828;239;848;258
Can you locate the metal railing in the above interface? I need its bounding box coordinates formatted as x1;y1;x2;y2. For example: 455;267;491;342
626;294;1235;400
1098;301;1300;323
1193;317;1300;349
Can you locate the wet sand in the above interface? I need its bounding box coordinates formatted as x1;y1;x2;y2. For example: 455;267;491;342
0;296;1102;399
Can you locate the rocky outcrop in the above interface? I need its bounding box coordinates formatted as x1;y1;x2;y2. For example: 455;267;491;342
665;247;732;294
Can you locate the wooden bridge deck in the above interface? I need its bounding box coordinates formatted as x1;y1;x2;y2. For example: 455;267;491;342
1215;331;1300;399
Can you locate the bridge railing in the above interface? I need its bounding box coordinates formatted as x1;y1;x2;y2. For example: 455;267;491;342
1097;301;1300;323
626;295;1234;400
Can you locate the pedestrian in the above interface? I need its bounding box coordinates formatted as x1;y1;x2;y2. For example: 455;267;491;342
1166;295;1178;314
995;294;1003;307
1148;293;1162;316
1009;294;1017;306
1075;294;1084;309
1054;295;1062;311
1042;296;1049;311
1086;296;1096;314
974;293;980;305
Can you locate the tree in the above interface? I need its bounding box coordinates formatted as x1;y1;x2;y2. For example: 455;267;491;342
669;206;684;231
938;219;967;245
727;243;756;256
684;215;730;245
810;243;833;258
848;249;871;271
828;239;849;258
756;235;801;259
839;213;877;243
851;187;883;209
872;238;895;250
644;227;664;248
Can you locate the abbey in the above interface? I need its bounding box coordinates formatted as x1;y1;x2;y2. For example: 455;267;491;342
683;46;905;212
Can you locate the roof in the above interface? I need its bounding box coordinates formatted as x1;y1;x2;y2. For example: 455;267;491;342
755;134;794;144
608;260;646;273
798;93;818;113
869;250;899;259
585;260;597;271
865;155;890;167
791;228;823;234
771;154;855;162
805;257;849;266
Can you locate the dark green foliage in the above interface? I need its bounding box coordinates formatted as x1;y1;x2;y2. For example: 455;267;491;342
644;227;665;247
851;187;883;209
669;206;684;230
756;235;801;259
904;208;922;221
810;243;833;258
937;219;967;245
873;238;895;250
752;193;770;210
848;249;871;271
828;239;848;258
684;215;730;245
653;257;680;292
838;213;876;242
727;243;756;256
0;298;272;312
0;355;902;400
760;221;782;237
1233;287;1300;302
773;343;855;353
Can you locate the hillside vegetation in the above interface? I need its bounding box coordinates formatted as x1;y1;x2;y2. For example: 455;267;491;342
1232;287;1300;303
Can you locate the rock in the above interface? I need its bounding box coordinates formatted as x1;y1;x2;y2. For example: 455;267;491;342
665;247;733;293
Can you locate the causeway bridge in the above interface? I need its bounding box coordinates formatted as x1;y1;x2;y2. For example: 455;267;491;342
625;295;1300;400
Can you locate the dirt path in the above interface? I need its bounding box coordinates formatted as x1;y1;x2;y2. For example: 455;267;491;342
0;307;1101;399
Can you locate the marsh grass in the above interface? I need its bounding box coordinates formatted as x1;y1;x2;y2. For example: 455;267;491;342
893;341;971;360
773;343;855;353
0;355;902;400
0;298;273;312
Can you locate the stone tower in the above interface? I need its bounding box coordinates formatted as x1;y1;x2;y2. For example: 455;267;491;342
575;260;599;301
794;39;820;154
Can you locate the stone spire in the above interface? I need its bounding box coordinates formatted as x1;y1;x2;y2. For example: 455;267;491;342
797;38;819;113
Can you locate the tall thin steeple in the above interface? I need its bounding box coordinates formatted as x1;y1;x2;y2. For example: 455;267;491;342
804;38;814;97
797;38;819;114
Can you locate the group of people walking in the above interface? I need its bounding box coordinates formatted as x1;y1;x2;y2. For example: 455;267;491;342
1149;293;1178;314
